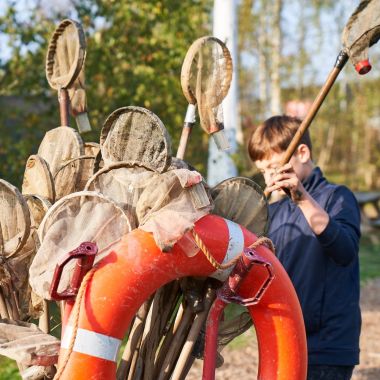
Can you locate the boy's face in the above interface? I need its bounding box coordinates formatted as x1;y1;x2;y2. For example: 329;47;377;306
255;148;307;188
255;151;287;188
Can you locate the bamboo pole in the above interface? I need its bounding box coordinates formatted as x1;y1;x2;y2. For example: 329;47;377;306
4;290;14;319
171;286;216;380
157;306;195;380
59;88;70;127
136;295;155;378
153;302;185;376
142;282;180;380
176;105;196;160
117;299;152;380
126;332;144;380
39;300;50;333
0;288;10;319
8;284;20;320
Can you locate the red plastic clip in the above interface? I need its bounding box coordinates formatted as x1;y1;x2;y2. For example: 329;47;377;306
49;242;98;301
217;248;275;307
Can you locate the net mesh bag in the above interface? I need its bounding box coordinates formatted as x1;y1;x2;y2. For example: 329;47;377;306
54;142;100;193
85;163;156;229
29;191;132;300
0;180;44;320
210;177;269;236
22;195;50;318
4;230;42;319
342;0;380;67
38;126;84;200
136;168;212;252
100;106;172;172
181;37;232;135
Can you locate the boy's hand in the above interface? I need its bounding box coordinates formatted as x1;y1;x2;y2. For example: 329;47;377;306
266;163;306;203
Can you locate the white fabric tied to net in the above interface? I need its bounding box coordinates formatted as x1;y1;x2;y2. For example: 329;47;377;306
137;168;212;252
0;319;59;366
29;191;132;300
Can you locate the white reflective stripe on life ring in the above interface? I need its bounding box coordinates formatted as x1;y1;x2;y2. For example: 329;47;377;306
210;218;244;281
61;326;121;362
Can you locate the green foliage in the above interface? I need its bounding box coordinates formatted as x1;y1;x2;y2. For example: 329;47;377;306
0;356;20;380
0;0;212;187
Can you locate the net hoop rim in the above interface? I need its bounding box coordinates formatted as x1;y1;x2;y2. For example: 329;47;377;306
45;19;86;90
100;106;171;173
37;126;84;199
84;142;100;151
22;154;56;204
84;161;153;192
54;155;96;180
0;179;31;258
210;176;269;235
23;194;52;228
211;176;265;196
38;190;132;242
23;194;52;210
180;36;233;105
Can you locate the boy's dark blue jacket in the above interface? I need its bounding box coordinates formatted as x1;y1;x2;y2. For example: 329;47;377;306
268;167;361;366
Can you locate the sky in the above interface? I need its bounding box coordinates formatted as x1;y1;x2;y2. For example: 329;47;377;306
0;0;73;61
1;0;379;87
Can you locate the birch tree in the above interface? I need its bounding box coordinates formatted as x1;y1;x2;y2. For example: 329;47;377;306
269;0;282;115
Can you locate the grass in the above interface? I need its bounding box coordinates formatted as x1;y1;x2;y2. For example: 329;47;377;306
0;232;379;378
359;232;380;284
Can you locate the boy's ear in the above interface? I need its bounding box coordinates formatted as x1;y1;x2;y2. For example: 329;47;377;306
296;144;311;163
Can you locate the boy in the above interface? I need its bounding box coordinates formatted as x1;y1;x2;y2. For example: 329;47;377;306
248;115;361;380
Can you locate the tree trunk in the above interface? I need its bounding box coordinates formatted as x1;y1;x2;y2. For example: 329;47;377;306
270;0;282;115
258;0;269;118
296;0;307;98
317;124;336;170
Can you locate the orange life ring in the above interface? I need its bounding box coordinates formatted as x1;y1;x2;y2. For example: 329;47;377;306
58;214;307;379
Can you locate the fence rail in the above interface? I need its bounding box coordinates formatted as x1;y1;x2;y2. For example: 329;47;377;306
354;192;380;229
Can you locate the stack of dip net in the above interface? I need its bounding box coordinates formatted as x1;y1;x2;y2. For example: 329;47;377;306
0;18;269;380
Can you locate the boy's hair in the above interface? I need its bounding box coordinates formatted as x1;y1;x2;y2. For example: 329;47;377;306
248;115;312;161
